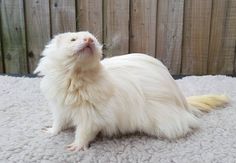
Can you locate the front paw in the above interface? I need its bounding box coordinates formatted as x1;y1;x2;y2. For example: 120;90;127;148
42;127;59;136
66;142;89;152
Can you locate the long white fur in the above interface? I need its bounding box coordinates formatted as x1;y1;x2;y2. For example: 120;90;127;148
35;31;226;151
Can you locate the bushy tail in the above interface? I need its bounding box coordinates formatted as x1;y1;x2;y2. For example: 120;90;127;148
187;95;229;113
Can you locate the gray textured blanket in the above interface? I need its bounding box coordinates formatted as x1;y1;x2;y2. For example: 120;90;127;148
0;75;236;163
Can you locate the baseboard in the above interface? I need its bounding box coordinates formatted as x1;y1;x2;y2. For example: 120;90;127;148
1;73;235;79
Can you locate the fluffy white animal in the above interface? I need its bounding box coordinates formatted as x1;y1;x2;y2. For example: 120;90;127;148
35;31;229;152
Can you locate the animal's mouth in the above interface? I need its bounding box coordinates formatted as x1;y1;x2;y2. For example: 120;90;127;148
78;44;94;54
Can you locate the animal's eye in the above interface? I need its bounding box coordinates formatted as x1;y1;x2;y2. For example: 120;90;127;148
71;38;76;41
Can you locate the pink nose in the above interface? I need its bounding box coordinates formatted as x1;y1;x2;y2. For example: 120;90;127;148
84;37;94;44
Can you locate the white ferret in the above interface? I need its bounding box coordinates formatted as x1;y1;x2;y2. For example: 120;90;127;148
35;31;229;151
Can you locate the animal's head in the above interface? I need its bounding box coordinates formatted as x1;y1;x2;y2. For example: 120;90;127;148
35;31;103;75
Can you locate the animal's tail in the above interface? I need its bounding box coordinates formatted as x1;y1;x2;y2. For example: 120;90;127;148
187;94;229;113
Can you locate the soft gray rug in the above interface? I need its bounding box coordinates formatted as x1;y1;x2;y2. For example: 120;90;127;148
0;75;236;163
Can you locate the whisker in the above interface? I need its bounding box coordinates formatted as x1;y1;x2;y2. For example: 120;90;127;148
93;30;101;40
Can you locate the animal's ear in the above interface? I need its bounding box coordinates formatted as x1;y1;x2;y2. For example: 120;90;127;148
50;34;63;46
40;34;62;57
52;32;71;46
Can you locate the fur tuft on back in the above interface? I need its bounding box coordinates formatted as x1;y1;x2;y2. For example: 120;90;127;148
187;95;229;112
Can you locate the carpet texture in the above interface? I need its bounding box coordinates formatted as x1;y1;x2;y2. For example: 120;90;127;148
0;75;236;163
